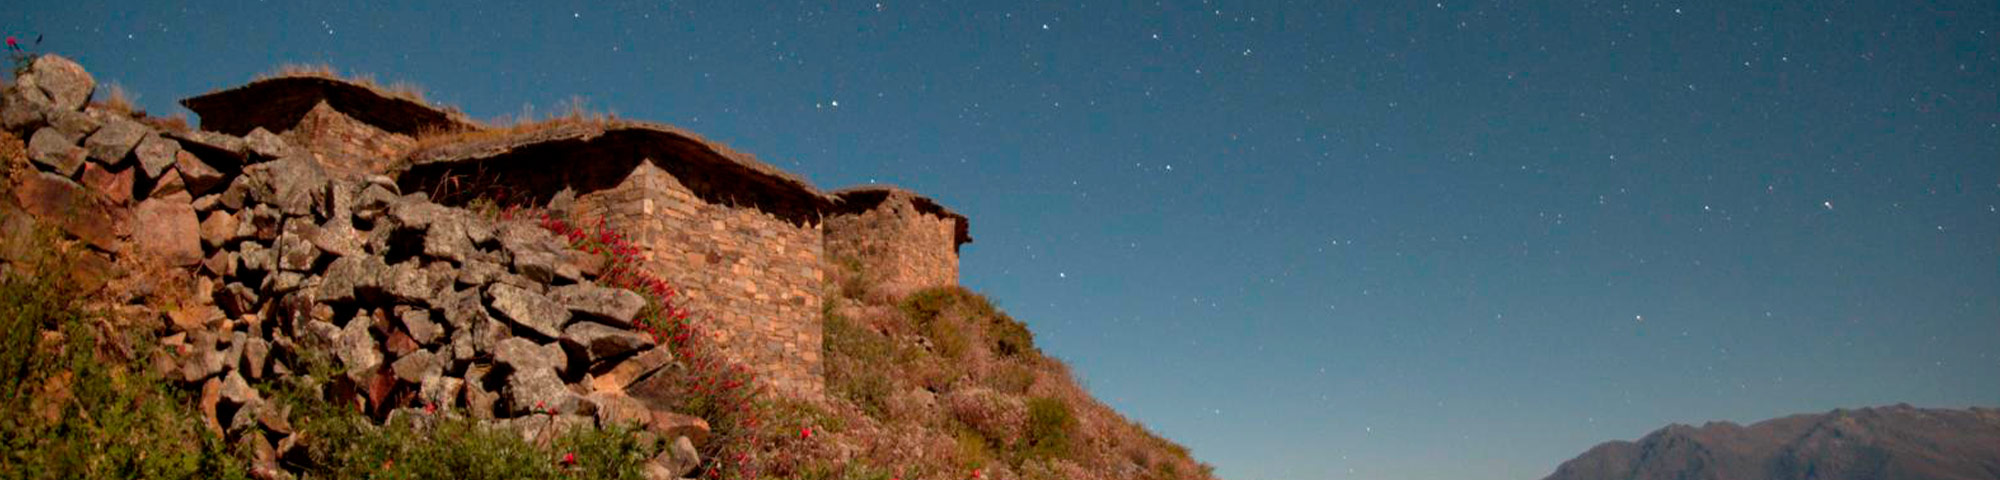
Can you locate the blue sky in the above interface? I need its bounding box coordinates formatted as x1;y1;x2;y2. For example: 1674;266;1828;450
9;1;1997;479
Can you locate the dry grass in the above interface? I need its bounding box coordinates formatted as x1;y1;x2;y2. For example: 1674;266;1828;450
91;82;137;116
81;83;190;134
258;63;433;106
402;95;615;156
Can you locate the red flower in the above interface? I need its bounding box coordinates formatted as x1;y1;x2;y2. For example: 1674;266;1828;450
4;37;15;49
423;402;437;415
800;426;813;439
971;469;983;479
561;452;576;466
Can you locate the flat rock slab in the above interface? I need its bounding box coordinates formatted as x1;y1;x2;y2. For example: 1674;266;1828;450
548;284;647;328
83;117;147;165
488;283;570;340
560;321;654;364
133;133;181;179
27;127;86;176
132;198;203;266
14;171;130;250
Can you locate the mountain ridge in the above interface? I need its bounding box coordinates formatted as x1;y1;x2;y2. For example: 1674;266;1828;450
1543;404;2000;480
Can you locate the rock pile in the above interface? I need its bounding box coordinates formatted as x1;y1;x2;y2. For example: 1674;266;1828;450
3;56;708;480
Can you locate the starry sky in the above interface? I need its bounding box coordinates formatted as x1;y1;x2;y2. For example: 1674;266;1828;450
9;1;1998;479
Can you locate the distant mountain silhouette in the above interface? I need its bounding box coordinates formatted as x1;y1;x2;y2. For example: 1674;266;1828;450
1543;404;2000;480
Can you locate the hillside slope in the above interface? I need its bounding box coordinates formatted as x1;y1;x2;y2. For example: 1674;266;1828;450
740;273;1217;480
1543;405;2000;480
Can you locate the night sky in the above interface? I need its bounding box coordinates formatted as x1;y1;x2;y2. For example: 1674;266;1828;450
9;2;1998;479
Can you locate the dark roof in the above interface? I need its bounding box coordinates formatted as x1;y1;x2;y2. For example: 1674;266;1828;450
398;120;835;225
832;185;972;247
180;75;481;137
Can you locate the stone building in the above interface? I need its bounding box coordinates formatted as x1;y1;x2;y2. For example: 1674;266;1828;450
182;75;481;177
180;74;971;397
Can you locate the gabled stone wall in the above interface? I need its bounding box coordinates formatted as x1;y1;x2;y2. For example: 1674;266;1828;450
574;159;825;398
283;101;415;177
826;188;966;298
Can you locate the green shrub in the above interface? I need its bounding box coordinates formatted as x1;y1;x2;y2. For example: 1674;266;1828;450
1021;397;1077;461
0;225;245;480
989;363;1037;395
985;312;1036;358
824;308;895;418
897;287;958;323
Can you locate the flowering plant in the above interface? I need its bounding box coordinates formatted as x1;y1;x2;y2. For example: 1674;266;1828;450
5;33;38;77
521;208;772;479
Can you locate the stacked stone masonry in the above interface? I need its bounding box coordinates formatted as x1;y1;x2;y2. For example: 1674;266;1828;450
2;56;717;479
575;159;826;398
826;187;965;298
172;67;973;399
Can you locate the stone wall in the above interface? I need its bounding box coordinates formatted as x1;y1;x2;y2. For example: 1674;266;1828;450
283;101;415;177
826;188;965;297
575;159;825;398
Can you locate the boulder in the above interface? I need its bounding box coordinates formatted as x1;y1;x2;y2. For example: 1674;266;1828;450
492;337;564;374
199;210;240;250
384;330;420;358
145;167;191;202
132;198;203;266
661;435;700;478
456;259;506;287
388;198;452;230
391;350;439;384
242;127;294;159
179;330;227;383
235;242;273;277
2;83;49;131
272;231;320;272
44;109;101;139
27;127;86;176
173;148;226;195
487;283;569;340
13;172;129;250
380;260;445;306
82;117;146;165
27;55;95;111
422;216;475;264
220;371;259;407
202;250;236;278
589;347;674;393
303;218;366;257
242;337;270;379
78;161;133;205
133;133;180;179
165;129;249;166
547;284;648;328
648;411;711;448
317;254;384;303
587;391;651;428
419;372;463;406
397;306;444;346
502;368;584;417
560;321;654;364
237;156;329;216
335;315;384;377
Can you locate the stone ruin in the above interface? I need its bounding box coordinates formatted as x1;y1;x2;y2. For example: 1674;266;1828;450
0;55;974;479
